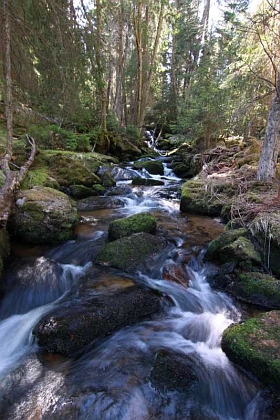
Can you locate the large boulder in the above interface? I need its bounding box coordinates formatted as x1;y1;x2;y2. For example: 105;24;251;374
95;232;167;272
48;154;101;187
180;180;224;216
222;311;280;390
9;187;77;244
133;160;164;175
108;212;157;241
77;196;124;211
69;184;105;199
33;285;162;356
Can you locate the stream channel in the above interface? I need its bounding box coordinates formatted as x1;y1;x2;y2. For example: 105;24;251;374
0;158;272;419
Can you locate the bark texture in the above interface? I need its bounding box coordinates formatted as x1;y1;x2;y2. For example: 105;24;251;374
257;73;280;181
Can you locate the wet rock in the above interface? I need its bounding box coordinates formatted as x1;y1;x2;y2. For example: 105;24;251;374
108;212;157;241
132;177;164;186
222;311;280;390
99;171;116;188
33;285;162;356
150;350;197;393
9;187;77;244
228;272;280;309
204;228;248;261
162;263;190;287
133;160;164;175
106;185;133;196
69;185;100;199
77;196;124;211
0;229;10;279
95;232;167;272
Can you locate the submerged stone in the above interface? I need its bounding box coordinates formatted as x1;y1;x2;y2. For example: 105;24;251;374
108;212;157;241
150;350;197;393
33;285;162;356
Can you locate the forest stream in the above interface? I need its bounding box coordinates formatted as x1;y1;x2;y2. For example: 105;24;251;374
0;159;272;420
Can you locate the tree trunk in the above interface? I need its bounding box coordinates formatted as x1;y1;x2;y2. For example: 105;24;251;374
134;0;143;128
0;1;36;228
139;0;165;128
257;72;280;181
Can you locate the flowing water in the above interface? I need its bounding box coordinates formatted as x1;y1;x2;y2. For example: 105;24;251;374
0;162;272;419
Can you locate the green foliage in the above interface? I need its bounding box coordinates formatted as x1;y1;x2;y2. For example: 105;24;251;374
28;125;91;152
125;125;141;144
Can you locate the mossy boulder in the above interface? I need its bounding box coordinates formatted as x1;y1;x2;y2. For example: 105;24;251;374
95;232;166;272
250;212;280;276
180;180;225;216
77;196;124;211
0;229;10;278
229;272;280;309
221;237;261;267
133;160;164;175
100;171;116;188
132;177;164;186
222;311;280;390
48;154;101;187
9;187;77;244
108;212;157;241
69;185;100;199
21;168;60;190
204;228;248;261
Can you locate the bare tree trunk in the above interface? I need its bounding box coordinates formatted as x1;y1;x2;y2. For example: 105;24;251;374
133;0;143;128
257;72;280;181
0;0;36;228
139;0;165;128
96;0;107;133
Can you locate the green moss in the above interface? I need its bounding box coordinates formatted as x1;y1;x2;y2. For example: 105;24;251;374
21;168;59;190
96;232;165;272
222;311;280;389
238;272;280;299
108;213;157;241
204;228;248;261
222;237;261;265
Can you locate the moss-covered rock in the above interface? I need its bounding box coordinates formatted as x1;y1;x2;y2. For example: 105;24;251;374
69;185;100;199
204;228;248;261
132;177;164;186
20;168;60;190
48;154;101;187
133;160;164;175
0;229;10;278
222;237;261;266
180;180;226;216
108;212;157;241
95;232;166;272
221;311;280;390
9;187;77;244
100;171;116;188
230;272;280;309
